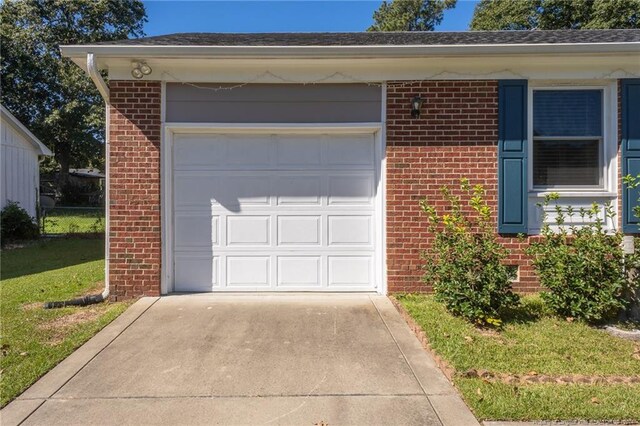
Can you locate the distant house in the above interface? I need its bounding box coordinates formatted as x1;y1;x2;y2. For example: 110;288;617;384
1;105;52;218
69;168;105;186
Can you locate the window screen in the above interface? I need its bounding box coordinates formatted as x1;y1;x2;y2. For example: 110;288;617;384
532;90;603;187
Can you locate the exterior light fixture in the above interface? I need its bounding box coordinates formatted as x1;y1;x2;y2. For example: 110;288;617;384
411;95;423;118
131;61;152;79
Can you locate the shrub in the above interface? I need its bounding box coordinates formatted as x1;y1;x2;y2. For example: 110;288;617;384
1;201;39;243
420;179;519;327
526;194;636;324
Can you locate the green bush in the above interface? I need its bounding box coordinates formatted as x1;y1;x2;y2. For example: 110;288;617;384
1;201;39;243
420;179;519;327
526;194;636;324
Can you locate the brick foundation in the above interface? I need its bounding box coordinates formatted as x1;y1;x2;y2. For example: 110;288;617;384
108;81;162;299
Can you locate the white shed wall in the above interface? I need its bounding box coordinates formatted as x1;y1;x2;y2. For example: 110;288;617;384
1;118;41;218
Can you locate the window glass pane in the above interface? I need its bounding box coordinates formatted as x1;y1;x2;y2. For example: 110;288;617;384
533;140;600;186
533;90;602;137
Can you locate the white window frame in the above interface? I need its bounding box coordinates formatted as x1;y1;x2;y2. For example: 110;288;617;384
528;81;618;198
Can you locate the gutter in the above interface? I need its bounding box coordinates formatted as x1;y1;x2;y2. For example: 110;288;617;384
44;53;111;308
60;42;640;61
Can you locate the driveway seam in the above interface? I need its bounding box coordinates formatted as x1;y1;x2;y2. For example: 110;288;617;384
17;297;160;426
369;295;445;426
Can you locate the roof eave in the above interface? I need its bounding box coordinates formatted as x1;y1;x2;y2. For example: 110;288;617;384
0;106;53;156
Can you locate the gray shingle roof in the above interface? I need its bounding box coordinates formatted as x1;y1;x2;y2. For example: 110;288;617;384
96;30;640;47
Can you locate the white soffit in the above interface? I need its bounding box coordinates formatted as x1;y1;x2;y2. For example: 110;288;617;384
61;54;640;82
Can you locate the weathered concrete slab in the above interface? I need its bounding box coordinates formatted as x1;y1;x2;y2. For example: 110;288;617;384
54;295;422;398
3;294;480;425
18;297;158;400
0;399;44;426
23;395;441;426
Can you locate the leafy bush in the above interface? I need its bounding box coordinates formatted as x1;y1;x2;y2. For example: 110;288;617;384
526;194;636;324
1;201;39;243
420;179;519;327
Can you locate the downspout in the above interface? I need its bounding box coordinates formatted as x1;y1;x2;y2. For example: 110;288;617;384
45;53;111;308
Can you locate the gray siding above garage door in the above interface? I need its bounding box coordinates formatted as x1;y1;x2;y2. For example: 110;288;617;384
165;83;382;123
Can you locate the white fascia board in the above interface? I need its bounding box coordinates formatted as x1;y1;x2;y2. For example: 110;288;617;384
0;106;53;156
61;42;640;61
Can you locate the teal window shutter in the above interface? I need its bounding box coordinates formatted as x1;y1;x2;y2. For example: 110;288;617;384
622;79;640;233
498;80;528;234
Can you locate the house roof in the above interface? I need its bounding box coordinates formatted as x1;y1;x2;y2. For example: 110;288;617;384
0;105;53;156
61;29;640;62
69;168;105;179
93;29;640;47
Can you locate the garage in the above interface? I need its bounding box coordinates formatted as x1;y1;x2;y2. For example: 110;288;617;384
169;129;383;292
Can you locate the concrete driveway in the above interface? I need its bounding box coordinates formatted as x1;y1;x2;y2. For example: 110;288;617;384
2;295;478;426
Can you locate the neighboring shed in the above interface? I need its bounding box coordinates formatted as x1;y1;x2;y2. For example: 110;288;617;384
1;105;52;218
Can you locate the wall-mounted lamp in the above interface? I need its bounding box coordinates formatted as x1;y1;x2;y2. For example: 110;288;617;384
411;95;423;118
131;61;152;79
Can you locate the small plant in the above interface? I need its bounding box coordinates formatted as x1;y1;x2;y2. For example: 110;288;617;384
526;194;635;324
0;201;39;243
420;179;519;327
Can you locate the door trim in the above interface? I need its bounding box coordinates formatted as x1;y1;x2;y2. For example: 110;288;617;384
161;123;386;295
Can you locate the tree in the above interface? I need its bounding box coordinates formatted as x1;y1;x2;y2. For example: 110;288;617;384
0;0;147;185
368;0;457;31
470;0;640;30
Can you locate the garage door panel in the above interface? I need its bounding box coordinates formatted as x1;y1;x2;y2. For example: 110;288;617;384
276;136;323;167
227;256;270;287
214;176;271;207
227;216;270;246
277;256;321;288
174;175;218;208
174;256;218;292
277;216;321;245
327;135;374;166
225;136;272;167
328;215;372;246
172;132;379;292
327;175;374;205
174;214;218;249
276;176;322;205
173;135;224;169
328;256;372;287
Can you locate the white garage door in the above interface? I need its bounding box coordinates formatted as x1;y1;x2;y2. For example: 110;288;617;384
172;132;380;292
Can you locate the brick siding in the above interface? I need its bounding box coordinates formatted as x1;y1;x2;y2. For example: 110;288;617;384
106;79;623;298
385;81;536;293
108;80;162;300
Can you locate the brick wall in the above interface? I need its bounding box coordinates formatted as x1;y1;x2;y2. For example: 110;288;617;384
108;81;162;300
386;81;536;293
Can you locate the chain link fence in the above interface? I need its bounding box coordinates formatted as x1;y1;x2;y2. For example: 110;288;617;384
41;207;105;236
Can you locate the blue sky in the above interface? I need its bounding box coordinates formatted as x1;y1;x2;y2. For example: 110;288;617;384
143;1;479;35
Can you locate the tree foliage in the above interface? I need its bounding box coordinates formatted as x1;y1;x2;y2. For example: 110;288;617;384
470;0;640;30
369;0;457;31
0;0;147;182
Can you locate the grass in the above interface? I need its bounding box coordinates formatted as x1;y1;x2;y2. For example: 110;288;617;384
397;294;640;422
42;208;105;234
0;238;130;407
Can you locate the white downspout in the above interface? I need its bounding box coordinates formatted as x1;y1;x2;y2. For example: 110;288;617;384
87;53;110;300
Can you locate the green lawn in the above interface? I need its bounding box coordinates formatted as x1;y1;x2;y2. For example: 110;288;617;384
397;294;640;422
0;238;130;407
42;208;105;234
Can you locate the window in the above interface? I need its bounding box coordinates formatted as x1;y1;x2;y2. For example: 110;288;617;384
532;89;603;188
